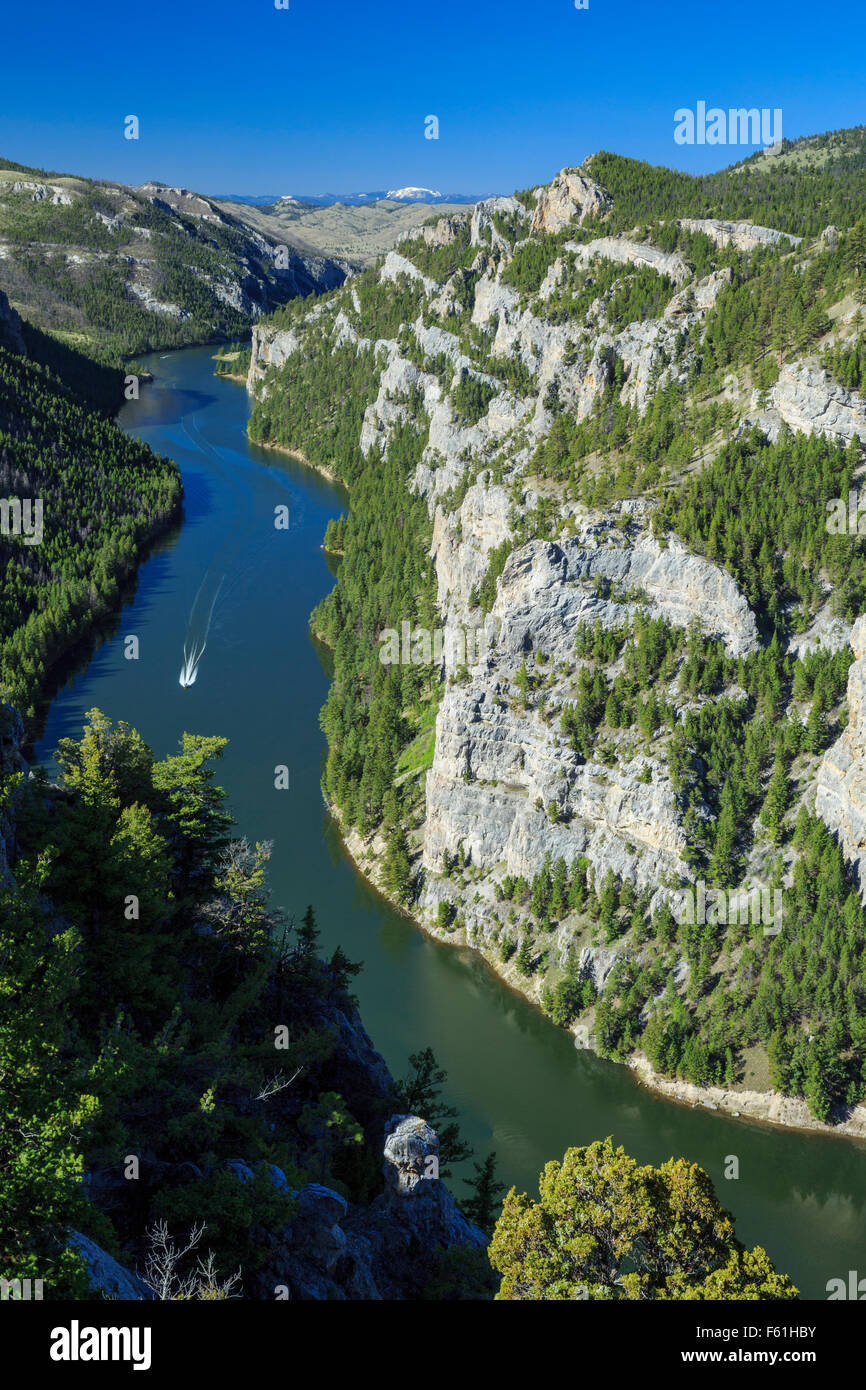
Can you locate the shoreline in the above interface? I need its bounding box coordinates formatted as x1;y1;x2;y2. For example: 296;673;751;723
328;796;866;1146
205;359;342;485
246;434;346;488
24;501;182;751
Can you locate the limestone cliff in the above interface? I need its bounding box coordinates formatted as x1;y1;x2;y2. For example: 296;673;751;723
815;615;866;898
247;159;810;966
248;153;866;1123
750;361;866;446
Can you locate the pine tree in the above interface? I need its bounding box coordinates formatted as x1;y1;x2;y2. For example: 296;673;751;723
461;1152;506;1234
515;933;535;977
394;1048;472;1172
382;826;413;903
297;904;320;953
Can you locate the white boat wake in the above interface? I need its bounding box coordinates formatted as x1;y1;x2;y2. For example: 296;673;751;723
179;572;224;688
175;408;290;690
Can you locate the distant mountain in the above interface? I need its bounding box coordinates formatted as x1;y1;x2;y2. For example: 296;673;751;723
214;193;287;206
219;192;480;268
215;189;492;208
0;161;350;359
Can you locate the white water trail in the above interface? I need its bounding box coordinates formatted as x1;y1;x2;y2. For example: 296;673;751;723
175;405;290;689
179;571;225;687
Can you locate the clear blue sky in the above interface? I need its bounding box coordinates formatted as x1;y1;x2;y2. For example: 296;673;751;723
1;0;863;194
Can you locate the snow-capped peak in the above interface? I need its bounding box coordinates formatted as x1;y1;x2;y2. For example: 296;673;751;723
386;186;443;200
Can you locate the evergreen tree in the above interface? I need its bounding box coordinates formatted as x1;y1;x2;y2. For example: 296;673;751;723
490;1137;797;1300
461;1153;506;1235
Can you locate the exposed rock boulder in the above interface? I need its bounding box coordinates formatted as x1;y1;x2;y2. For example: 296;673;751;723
530;168;611;235
677;217;802;252
68;1232;156;1301
254;1117;487;1300
751;362;866;446
815;615;866;899
344;1115;487;1299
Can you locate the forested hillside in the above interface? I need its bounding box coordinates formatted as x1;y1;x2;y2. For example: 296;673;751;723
590;124;866;237
246;126;866;1128
0;706;496;1299
0;297;181;721
0;159;348;362
0;258;492;1302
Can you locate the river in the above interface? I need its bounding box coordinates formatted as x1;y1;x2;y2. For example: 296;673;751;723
35;344;866;1298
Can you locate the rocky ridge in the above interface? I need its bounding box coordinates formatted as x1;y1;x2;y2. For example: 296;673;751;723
0;163;350;351
248;157;866;1122
815;614;866;899
72;1112;486;1301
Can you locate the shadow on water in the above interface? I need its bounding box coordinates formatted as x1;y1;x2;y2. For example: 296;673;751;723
26;527;183;756
123;385;219;431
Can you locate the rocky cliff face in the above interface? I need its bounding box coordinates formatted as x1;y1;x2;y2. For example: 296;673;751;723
249;156;866;1064
677;217;802;252
568;235;690;285
815;615;866;898
530;168;612;233
0;288;26;354
260;1111;486;1300
417;519;760;919
750;361;866;446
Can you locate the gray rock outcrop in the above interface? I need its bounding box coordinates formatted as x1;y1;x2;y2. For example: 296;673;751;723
751;362;866;445
255;1115;487;1300
68;1232;156;1301
530;168;611;234
815;615;866;899
677;217;802;252
567;235;690;286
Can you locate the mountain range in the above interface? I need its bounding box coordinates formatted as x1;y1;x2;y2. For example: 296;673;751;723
215;188;491;207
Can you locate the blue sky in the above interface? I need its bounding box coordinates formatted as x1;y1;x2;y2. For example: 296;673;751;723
1;0;863;194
